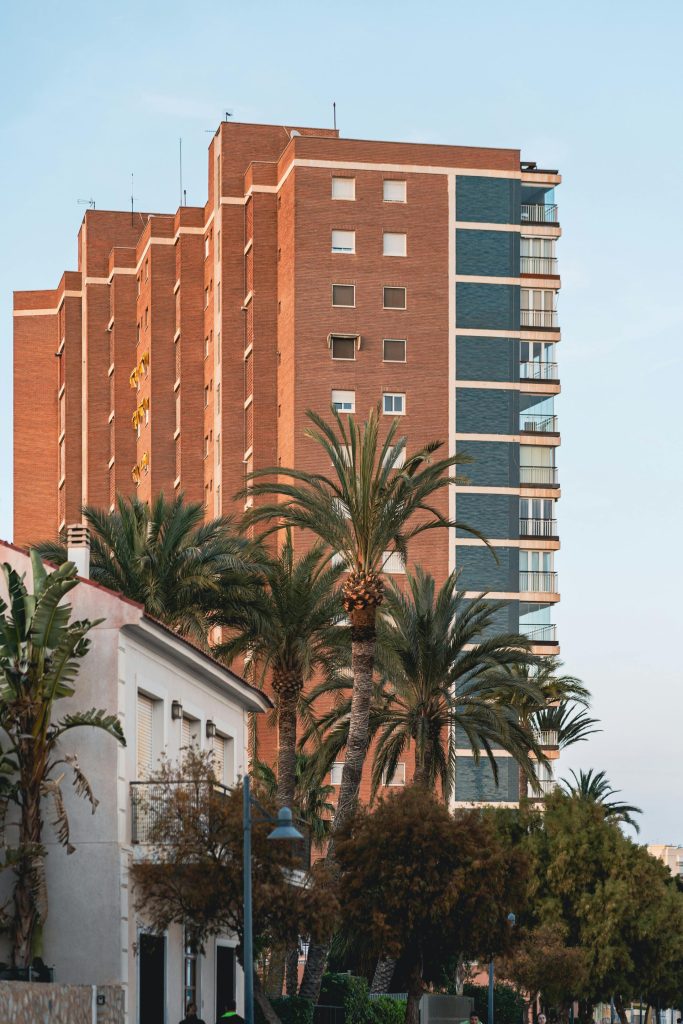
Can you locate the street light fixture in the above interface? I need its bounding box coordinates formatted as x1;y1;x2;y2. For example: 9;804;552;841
243;773;303;1024
488;912;516;1024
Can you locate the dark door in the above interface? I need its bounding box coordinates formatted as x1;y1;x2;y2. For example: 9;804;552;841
216;945;236;1020
139;933;166;1024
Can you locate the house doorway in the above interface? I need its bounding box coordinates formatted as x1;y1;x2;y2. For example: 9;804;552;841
216;945;236;1020
139;933;166;1024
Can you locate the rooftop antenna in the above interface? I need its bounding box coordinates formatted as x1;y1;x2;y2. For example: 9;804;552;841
333;101;337;131
183;188;187;206
225;110;233;121
130;172;135;226
77;198;96;210
179;138;183;207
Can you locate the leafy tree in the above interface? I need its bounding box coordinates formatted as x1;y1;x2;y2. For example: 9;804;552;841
502;924;588;1019
130;751;336;1024
0;552;125;966
305;568;545;802
36;492;256;643
560;768;642;833
212;532;347;809
334;787;528;1024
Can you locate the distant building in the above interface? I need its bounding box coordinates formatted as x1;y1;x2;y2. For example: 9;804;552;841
648;844;683;877
0;535;270;1024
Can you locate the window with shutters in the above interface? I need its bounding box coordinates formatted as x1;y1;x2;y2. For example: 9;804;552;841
212;735;226;784
383;180;407;203
383;550;406;574
331;390;355;413
382;763;406;785
383;339;406;362
136;693;154;778
330;762;344;785
181;716;199;753
332;284;355;307
330;335;356;361
332;177;355;200
383;232;407;257
331;230;355;254
383;286;407;309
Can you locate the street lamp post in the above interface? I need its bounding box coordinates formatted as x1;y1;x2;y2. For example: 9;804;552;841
243;773;303;1024
488;913;516;1024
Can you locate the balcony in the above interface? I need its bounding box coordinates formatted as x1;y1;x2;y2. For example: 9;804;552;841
520;465;558;486
520;308;558;329
520;622;557;644
520;256;558;276
535;729;559;748
520;413;558;434
520;517;558;538
521;204;558;224
519;571;558;593
533;778;558;797
520;360;558;381
130;780;230;844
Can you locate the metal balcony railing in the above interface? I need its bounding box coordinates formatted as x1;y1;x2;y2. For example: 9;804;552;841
520;571;558;593
520;413;558;433
535;730;560;748
520;360;558;381
521;204;559;224
535;778;558;796
131;780;230;844
520;465;558;486
520;622;557;643
520;517;558;537
521;308;559;328
520;256;558;275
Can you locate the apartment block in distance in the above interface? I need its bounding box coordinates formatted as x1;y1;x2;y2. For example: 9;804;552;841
14;119;562;804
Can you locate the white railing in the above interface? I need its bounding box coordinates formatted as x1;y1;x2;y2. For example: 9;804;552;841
521;204;558;223
520;361;558;381
520;623;557;643
535;730;559;747
536;778;558;795
520;465;558;486
521;308;559;328
520;256;558;275
520;414;558;433
520;517;558;537
520;571;558;593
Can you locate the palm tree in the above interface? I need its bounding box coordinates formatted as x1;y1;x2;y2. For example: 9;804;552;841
561;768;642;832
532;702;600;750
306;568;545;803
36;492;256;644
242;407;480;834
251;753;336;848
211;532;347;808
0;552;125;967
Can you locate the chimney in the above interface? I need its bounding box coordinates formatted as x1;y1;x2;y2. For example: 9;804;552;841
66;523;90;579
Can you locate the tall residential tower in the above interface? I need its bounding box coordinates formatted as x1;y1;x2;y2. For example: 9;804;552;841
14;120;562;802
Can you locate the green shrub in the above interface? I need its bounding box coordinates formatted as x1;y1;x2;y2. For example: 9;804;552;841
320;973;369;1024
256;995;314;1024
366;996;406;1024
463;983;524;1024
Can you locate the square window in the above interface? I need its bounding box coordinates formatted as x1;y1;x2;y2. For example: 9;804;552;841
382;762;406;785
330;762;344;785
330;335;356;360
332;284;355;307
383;393;405;415
331;389;355;413
383;339;406;362
383;232;407;257
332;177;355;200
204;235;210;259
383;180;407;203
383;286;406;309
332;230;355;254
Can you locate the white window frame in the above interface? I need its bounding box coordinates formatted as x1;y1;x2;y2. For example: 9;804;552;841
382;763;407;786
330;335;357;361
331;390;355;413
330;762;344;785
383;232;407;257
383;550;406;574
383;392;406;416
383;180;407;203
332;283;356;308
332;177;355;200
383;338;407;363
332;230;355;254
383;286;407;310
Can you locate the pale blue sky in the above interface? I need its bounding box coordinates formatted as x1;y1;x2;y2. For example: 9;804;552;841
2;0;681;841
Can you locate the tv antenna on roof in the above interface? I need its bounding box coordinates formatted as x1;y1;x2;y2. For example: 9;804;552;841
130;172;135;226
225;110;233;121
77;198;96;209
333;101;337;131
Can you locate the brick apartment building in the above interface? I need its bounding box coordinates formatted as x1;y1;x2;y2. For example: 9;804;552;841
13;119;562;803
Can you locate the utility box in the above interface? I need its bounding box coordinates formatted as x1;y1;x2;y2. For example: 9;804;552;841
420;994;475;1024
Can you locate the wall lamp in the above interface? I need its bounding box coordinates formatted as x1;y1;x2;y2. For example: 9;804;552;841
206;719;217;739
171;700;183;721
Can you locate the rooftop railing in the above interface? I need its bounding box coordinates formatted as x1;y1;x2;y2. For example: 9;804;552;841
521;308;559;328
520;622;557;643
520;360;559;381
535;729;560;748
521;204;559;224
520;413;558;433
520;255;558;275
520;570;558;593
520;517;558;537
519;465;558;486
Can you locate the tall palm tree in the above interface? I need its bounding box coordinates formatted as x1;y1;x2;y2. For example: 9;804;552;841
532;702;600;750
242;407;479;834
251;753;336;848
211;532;347;808
36;492;256;643
0;552;125;966
561;768;642;833
305;568;546;803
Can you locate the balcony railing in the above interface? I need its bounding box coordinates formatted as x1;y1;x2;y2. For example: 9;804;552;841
535;729;560;748
131;780;230;844
521;204;558;224
520;571;558;593
520;465;558;486
534;778;558;797
520;256;558;275
520;622;557;643
520;360;558;381
520;517;558;537
520;413;558;433
521;308;559;328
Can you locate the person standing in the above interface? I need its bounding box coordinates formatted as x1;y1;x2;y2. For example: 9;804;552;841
180;1003;206;1024
217;999;245;1024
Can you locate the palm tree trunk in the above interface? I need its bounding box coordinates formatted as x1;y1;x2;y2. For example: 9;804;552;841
285;946;299;997
276;689;299;810
254;970;282;1024
370;954;396;993
13;777;43;968
299;940;328;1001
518;762;528;804
405;960;424;1024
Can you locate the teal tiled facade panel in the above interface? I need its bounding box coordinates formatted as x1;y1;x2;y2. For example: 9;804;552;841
455;545;518;592
456;387;516;434
456;229;519;278
456;335;519;383
455;755;520;802
456;492;517;538
455;176;520;224
456;283;518;331
456;440;519;488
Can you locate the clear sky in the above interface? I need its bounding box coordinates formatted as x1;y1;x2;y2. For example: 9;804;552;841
1;0;681;842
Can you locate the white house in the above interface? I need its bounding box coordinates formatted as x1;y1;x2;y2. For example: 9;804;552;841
0;538;271;1024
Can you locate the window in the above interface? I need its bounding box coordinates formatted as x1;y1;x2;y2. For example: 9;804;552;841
145;258;149;282
216;383;221;414
204;235;210;259
330;335;356;360
332;177;355;200
383;550;406;574
183;934;198;1012
383;180;407;203
383;393;405;415
216;434;221;464
204;287;209;309
383;339;406;362
330;762;344;786
204;435;209;458
136;276;141;297
212;734;227;784
175;393;181;433
181;716;199;751
144;306;149;329
332;230;355;254
204;386;209;408
217;331;221;362
382;763;406;786
383;286;406;309
383;232;407;257
332;389;355;413
332;284;355;307
136;693;154;778
204;336;209;359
